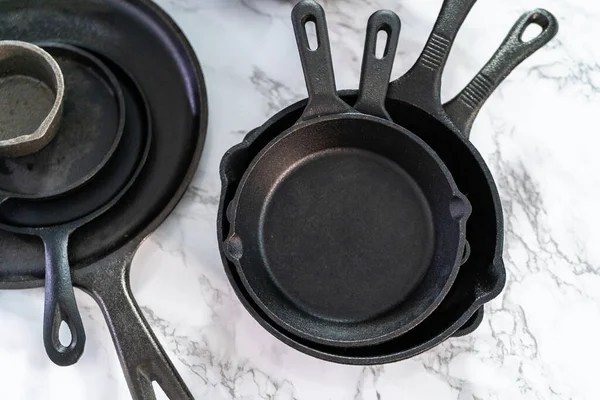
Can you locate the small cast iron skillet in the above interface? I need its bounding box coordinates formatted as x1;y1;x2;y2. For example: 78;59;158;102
219;1;557;362
223;1;471;348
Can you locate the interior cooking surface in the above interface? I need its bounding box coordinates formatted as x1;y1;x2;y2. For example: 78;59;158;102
0;75;53;141
0;50;120;195
262;148;434;322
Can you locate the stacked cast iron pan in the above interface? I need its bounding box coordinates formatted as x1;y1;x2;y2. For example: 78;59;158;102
0;0;206;399
218;0;558;363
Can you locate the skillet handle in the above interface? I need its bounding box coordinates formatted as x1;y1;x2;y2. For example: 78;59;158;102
292;0;353;122
41;228;86;366
354;10;401;120
387;0;477;112
74;252;193;400
444;9;558;137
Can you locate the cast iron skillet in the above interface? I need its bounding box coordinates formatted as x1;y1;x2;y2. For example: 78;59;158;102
224;2;471;348
219;2;557;362
0;43;125;204
0;43;130;367
0;0;207;398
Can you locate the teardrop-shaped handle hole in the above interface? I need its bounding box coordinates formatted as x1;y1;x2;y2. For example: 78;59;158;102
375;29;389;59
520;22;543;42
305;20;318;50
519;12;550;43
58;320;73;348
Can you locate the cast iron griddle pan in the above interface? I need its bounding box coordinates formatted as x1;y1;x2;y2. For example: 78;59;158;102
0;0;208;399
219;0;557;362
224;2;471;348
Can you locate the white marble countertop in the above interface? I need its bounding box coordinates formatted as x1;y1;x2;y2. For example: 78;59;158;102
2;0;600;399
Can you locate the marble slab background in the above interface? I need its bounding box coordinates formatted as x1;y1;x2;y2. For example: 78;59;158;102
1;0;599;399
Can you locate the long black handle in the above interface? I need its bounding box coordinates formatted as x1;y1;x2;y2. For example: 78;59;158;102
74;252;193;400
292;0;352;122
354;10;401;120
41;228;86;366
387;0;477;112
444;9;558;137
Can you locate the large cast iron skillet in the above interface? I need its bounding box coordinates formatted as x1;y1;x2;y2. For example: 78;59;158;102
219;0;557;363
0;0;208;398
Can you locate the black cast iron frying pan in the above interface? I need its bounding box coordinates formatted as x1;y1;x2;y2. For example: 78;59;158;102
0;42;134;367
0;0;207;398
218;2;557;362
0;43;125;205
224;2;471;348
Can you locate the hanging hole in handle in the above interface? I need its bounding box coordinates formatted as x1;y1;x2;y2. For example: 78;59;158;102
152;381;169;400
375;28;389;59
520;13;549;42
58;320;73;348
304;19;318;51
